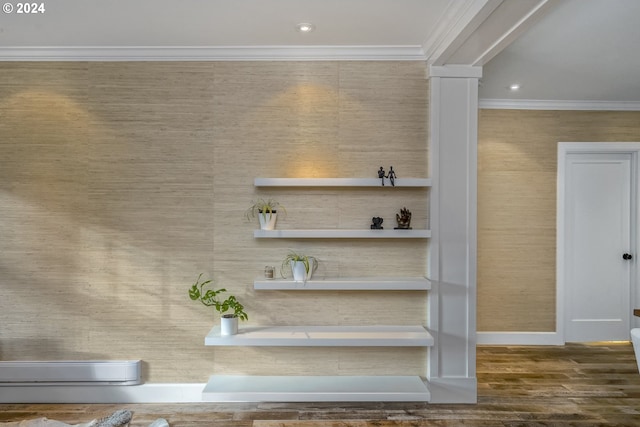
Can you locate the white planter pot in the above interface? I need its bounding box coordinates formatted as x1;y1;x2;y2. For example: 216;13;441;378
220;315;238;336
291;261;307;282
258;211;277;230
291;259;318;282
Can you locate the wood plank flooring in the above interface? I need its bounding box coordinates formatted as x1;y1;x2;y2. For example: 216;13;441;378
2;343;640;426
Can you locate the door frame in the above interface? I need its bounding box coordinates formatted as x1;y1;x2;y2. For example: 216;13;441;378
557;142;640;343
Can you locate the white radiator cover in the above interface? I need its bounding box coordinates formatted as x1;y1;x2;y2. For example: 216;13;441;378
0;360;141;385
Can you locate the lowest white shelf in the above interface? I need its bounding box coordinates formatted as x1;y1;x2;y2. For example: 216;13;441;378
202;375;431;402
205;325;434;347
253;229;430;238
254;277;431;290
254;177;431;187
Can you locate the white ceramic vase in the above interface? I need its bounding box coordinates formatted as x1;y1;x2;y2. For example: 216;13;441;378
258;211;277;230
220;315;238;336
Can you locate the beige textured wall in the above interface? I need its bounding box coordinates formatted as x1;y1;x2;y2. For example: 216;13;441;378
0;61;429;381
478;109;640;332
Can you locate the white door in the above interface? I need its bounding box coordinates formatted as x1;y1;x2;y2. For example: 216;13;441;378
564;152;633;342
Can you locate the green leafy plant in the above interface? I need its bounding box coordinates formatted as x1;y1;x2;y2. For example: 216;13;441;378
281;250;318;279
188;273;248;321
245;198;286;222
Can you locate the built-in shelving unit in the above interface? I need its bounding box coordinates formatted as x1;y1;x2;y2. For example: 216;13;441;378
202;375;431;402
254;177;431;187
254;229;430;239
205;325;434;347
254;277;431;291
202;175;434;402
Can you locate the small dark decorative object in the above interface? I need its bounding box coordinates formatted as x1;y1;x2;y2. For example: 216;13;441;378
386;166;397;186
371;216;384;229
394;207;412;229
378;167;386;186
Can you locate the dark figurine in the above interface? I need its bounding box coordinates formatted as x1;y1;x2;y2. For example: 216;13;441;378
378;167;386;186
394;207;412;229
386;166;397;186
371;217;384;229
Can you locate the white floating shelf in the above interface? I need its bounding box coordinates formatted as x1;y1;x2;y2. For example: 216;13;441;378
254;177;431;187
254;277;431;291
202;375;430;402
254;229;430;239
205;325;433;347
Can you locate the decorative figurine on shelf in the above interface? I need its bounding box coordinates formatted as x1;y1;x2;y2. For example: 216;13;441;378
386;166;397;186
394;207;412;229
371;216;384;229
378;166;386;186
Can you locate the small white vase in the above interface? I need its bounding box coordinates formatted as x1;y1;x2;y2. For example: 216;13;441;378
220;315;238;336
258;211;277;230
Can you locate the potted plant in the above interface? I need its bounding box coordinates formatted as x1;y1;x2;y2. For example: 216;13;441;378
281;250;318;282
245;198;286;230
188;273;248;336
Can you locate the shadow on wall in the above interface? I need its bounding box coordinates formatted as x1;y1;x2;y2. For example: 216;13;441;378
0;86;213;380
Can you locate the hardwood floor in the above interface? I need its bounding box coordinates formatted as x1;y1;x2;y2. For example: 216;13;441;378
2;343;640;426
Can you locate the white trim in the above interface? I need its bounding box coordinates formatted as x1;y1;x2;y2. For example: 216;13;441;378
428;65;482;78
479;98;640;111
0;46;426;62
422;0;484;64
556;148;567;345
471;0;560;66
558;142;640;153
0;383;206;403
427;77;441;380
427;377;477;404
203;375;430;402
477;332;564;346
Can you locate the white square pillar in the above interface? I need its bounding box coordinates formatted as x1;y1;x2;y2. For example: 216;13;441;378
427;65;480;403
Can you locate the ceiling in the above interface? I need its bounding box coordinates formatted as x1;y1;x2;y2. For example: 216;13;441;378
479;0;640;108
0;0;638;107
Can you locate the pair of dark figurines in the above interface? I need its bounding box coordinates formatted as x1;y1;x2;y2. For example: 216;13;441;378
377;166;397;186
371;207;412;230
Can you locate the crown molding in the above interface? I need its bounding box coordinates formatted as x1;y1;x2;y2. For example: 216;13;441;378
479;98;640;111
0;45;427;61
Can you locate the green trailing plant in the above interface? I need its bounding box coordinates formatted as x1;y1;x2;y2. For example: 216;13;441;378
188;273;248;321
245;198;286;222
281;250;318;279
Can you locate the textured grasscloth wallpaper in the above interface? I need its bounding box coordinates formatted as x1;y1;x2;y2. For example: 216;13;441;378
478;109;640;332
0;61;429;382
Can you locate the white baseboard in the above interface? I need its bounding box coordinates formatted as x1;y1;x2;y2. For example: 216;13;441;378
0;383;206;403
477;331;564;346
0;379;476;404
426;377;477;404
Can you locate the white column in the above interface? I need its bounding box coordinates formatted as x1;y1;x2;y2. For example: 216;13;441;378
427;65;480;403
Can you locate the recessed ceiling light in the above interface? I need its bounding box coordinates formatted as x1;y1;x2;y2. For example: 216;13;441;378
509;83;521;91
296;23;315;33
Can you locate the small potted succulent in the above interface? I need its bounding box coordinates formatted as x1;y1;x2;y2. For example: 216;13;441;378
188;274;248;336
281;250;318;282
